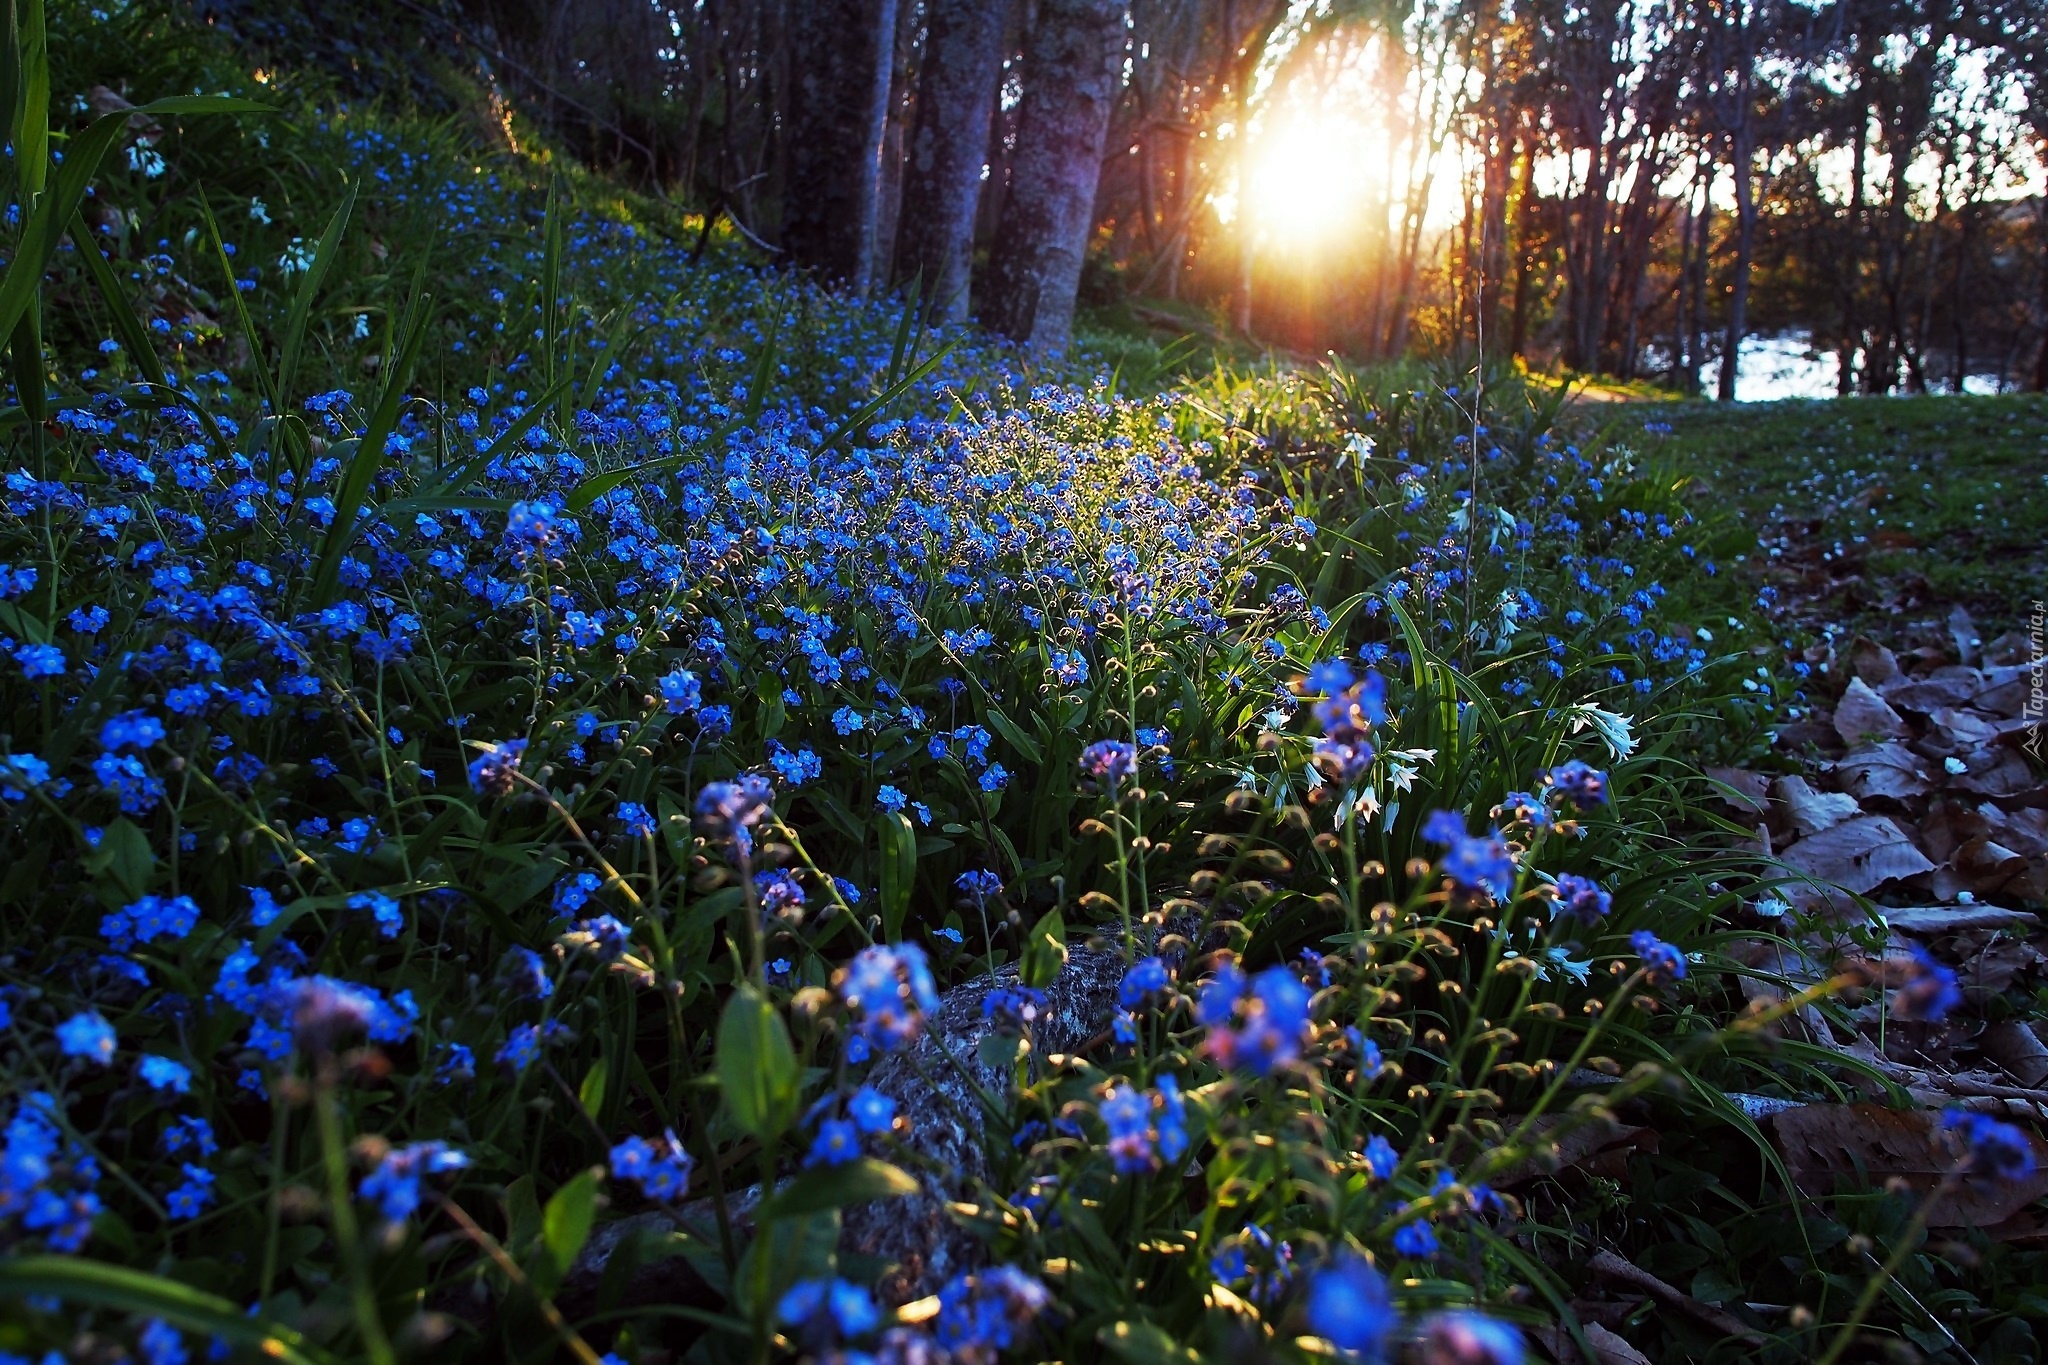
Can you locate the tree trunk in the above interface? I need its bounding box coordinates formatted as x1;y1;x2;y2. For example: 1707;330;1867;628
894;0;1012;321
2033;198;2048;392
871;0;925;293
1717;124;1754;402
981;0;1126;357
1838;66;1868;395
782;0;900;294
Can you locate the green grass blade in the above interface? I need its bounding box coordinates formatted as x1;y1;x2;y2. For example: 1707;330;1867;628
884;268;921;389
739;308;781;429
816;338;957;458
423;378;568;498
196;191;282;418
305;266;433;608
72;211;167;389
0;1256;340;1365
542;169;565;428
277;178;357;409
12;0;47;197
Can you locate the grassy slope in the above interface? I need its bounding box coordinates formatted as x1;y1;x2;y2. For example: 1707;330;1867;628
1571;393;2048;639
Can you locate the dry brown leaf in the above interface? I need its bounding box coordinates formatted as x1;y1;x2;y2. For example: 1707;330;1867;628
1778;814;1934;894
1705;767;1771;816
1975;660;2046;718
1831;742;1932;806
1982;633;2032;667
1952;837;2029;892
1532;1323;1654;1365
1773;775;1861;837
1771;1103;2048;1229
1949;747;2039;799
1834;676;1910;746
1487;1114;1652;1188
1956;934;2045;998
1882;671;1981;714
1949;606;1983;667
1880;906;2041;934
1981;1021;2048;1089
1927;707;2006;748
1848;636;1902;688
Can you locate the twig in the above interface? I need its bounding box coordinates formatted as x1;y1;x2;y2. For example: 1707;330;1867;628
1586;1250;1767;1347
434;1194;606;1365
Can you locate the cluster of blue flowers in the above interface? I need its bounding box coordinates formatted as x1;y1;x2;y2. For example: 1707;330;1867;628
0;45;1862;1358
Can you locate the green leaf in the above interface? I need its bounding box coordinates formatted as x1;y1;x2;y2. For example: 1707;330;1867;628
198;193;281;418
876;810;917;943
977;1031;1026;1074
0;1257;337;1365
541;1167;600;1285
84;816;155;899
9;0;48;197
416;379;569;499
755;672;786;741
277;179;356;410
815;338;958;458
504;1173;542;1261
1018;905;1067;990
756;1157;917;1222
305;265;432;608
982;704;1045;765
577;1058;608;1122
0;596;46;644
716;986;798;1143
1099;1319;1205;1365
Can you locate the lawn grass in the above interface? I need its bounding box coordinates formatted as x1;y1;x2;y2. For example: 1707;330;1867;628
1579;393;2048;640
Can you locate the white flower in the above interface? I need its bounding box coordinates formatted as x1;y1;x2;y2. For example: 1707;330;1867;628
249;197;271;225
1565;703;1637;759
1544;947;1593;984
1943;755;1967;775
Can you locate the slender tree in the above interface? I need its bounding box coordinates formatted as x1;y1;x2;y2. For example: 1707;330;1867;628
982;0;1129;356
784;0;902;294
895;0;1014;320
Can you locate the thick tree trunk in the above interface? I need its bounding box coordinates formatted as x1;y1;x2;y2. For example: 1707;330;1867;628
782;0;900;294
981;0;1126;356
894;0;1012;321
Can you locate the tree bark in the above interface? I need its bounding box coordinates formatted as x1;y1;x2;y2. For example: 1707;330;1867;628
2033;196;2048;392
783;0;901;294
1718;124;1755;402
982;0;1127;356
894;0;1013;321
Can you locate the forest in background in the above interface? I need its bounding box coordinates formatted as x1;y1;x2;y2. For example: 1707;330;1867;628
197;0;2048;396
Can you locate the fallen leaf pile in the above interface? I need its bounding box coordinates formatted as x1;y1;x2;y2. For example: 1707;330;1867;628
1702;605;2048;1125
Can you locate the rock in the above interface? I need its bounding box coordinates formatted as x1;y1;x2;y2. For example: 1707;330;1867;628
844;936;1136;1303
555;934;1145;1322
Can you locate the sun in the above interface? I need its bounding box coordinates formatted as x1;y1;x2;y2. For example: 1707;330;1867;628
1244;113;1376;250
